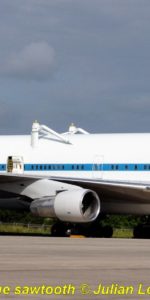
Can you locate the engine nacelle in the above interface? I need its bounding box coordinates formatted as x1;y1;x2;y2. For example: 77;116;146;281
30;189;100;223
54;189;100;222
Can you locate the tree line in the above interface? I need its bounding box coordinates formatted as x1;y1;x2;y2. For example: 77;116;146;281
0;209;143;228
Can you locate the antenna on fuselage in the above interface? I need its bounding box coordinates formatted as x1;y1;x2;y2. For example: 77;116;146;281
31;121;71;148
31;120;40;148
66;123;89;134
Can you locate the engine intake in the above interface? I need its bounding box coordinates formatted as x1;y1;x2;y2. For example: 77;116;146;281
54;189;100;222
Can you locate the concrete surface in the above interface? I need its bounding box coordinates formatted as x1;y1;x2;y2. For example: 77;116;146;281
0;236;149;299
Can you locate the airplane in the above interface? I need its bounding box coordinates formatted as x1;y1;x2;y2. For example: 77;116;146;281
0;120;149;238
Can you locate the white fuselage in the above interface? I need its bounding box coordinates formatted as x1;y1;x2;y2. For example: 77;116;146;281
0;132;150;216
0;133;150;183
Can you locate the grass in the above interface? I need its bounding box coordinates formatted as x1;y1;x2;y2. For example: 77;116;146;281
0;223;133;238
0;224;51;235
113;228;133;238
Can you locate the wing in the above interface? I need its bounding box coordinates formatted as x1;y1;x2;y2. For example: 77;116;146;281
0;173;40;210
0;173;150;214
50;176;150;214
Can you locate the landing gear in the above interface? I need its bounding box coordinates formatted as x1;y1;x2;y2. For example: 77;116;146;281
82;222;113;238
103;225;113;238
51;221;113;238
51;222;73;237
133;224;150;239
133;216;150;239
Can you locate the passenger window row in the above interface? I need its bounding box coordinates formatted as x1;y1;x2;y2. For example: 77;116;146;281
110;164;150;170
22;164;150;171
30;165;65;170
24;164;85;171
72;165;84;170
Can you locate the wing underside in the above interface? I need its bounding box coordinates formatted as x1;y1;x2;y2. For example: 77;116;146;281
0;173;150;214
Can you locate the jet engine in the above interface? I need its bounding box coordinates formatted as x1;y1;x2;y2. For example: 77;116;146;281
30;189;100;223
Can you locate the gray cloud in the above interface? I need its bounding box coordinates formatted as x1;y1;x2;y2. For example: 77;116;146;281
0;0;150;133
1;42;56;80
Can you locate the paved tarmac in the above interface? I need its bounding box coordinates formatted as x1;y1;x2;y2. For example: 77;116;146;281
0;236;150;299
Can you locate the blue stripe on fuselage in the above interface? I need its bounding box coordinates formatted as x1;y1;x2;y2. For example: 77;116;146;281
1;163;150;171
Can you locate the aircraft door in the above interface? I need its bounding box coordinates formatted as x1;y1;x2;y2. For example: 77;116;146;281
7;156;24;174
93;155;103;179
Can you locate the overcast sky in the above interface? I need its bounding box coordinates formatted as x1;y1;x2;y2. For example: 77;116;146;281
0;0;150;134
